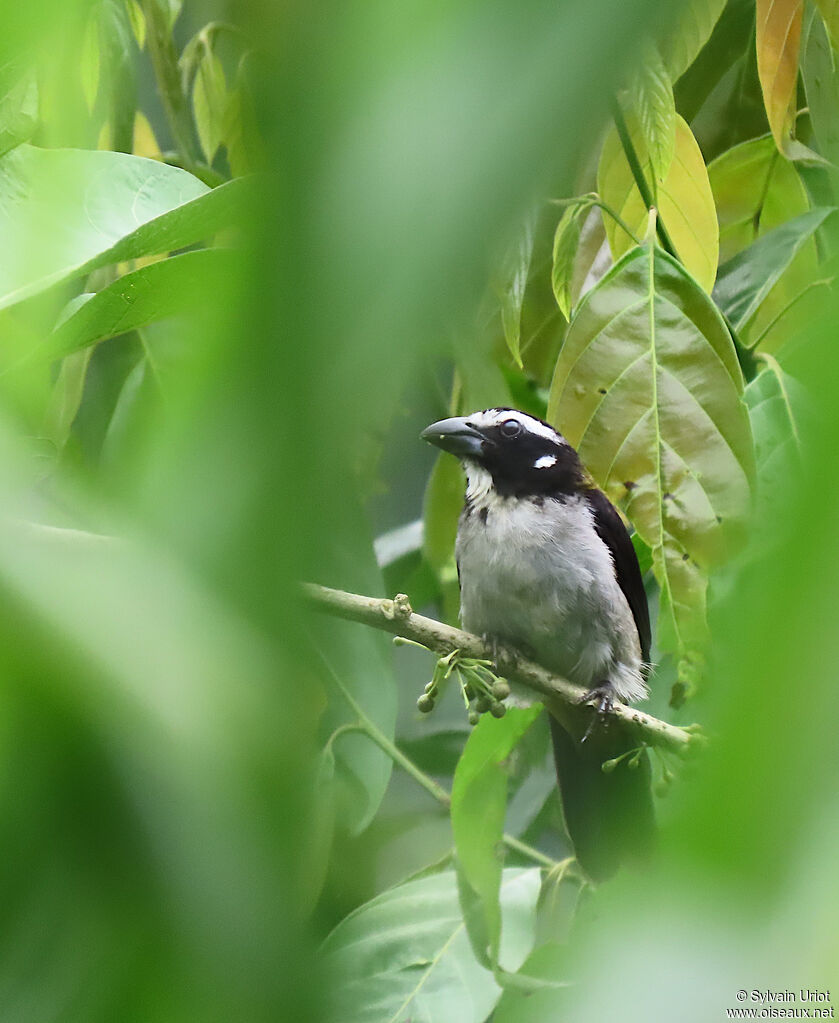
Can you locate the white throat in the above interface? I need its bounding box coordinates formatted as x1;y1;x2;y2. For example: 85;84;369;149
464;463;493;503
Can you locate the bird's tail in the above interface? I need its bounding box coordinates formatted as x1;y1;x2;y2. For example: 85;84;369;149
547;710;656;882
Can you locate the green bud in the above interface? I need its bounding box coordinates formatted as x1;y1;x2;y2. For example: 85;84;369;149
468;710;480;726
490;702;506;718
464;682;476;700
491;679;511;700
601;757;619;774
476;696;491;714
424;680;435;694
417;694;435;714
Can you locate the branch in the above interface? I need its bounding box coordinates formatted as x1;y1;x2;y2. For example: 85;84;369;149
303;584;698;755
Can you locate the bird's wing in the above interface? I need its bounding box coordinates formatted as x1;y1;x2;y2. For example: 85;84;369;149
583;488;651;662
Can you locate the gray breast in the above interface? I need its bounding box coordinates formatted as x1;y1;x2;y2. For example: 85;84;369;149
456;491;645;702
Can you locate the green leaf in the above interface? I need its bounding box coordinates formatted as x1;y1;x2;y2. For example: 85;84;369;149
709;135;812;263
658;0;727;82
49;250;238;357
125;0;146;48
493;942;570;1023
802;9;839;169
499;214;536;368
712;208;834;333
756;0;803;153
548;242;754;687
709;135;821;350
628;43;676;184
598;112;718;292
813;0;839;51
41;349;94;451
0;147;251;311
451;707;542;968
321;868;542;1023
80;8;101;111
551;204;585;321
744;355;804;516
0;65;38;158
423;452;463;622
192;49;228;164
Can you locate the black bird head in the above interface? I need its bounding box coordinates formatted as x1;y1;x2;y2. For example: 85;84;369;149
421;407;585;497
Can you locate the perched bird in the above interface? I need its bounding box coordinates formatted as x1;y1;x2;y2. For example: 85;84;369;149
421;407;654;880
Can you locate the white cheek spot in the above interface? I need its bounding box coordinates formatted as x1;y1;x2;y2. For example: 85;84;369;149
534;454;557;469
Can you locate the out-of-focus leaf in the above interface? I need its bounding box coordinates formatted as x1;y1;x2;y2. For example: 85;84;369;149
629;43;676;184
0;147;252;310
423;452;463;622
125;0;146;48
548;242;754;690
658;0;727;81
744;355;804;513
494;942;571;1023
0;65;38;158
712;207;834;331
50;249;237;356
321;868;542;1023
80;8;100;111
598;113;718;291
133;110;162;159
814;0;839;48
551;204;585;320
41;349;93;451
499;214;536;368
451;707;541;968
803;9;839;168
756;0;803;153
192;49;228;164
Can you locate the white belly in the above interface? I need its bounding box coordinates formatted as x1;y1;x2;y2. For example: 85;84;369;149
456;491;646;702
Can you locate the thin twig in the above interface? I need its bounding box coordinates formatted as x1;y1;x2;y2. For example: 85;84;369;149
304;583;698;755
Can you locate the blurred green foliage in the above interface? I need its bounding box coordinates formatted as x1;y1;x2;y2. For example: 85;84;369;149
0;0;837;1020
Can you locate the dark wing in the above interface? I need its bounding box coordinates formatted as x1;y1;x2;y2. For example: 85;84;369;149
584;488;651;662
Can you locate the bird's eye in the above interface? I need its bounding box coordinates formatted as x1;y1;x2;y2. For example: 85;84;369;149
500;418;522;438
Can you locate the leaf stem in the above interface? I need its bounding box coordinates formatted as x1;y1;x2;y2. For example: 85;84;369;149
143;0;200;168
610;98;678;257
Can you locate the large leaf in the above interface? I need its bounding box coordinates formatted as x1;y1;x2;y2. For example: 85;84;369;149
321;868;542;1023
598;113;718;292
548;242;754;687
658;0;727;82
0;146;249;311
756;0;803;152
712;207;834;333
451;707;542;969
49;249;238;356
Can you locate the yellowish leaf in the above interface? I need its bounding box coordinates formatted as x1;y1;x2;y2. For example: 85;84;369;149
133;111;162;160
597;113;719;292
756;0;803;152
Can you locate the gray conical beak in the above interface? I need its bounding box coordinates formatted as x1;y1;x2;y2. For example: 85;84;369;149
420;417;487;458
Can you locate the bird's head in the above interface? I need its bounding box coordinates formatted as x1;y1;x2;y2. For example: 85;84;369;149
421;407;584;498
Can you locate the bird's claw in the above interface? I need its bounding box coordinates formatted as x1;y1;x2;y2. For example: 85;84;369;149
579;683;615;744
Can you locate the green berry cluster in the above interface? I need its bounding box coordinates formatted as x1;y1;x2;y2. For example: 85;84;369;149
412;647;510;725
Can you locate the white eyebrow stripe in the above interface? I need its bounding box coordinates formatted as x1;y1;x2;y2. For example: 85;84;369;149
534;454;557;469
471;409;564;443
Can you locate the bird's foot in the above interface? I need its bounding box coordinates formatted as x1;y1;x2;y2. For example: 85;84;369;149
579;682;615;744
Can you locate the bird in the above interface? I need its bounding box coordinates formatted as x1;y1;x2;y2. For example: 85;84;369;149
421;406;655;881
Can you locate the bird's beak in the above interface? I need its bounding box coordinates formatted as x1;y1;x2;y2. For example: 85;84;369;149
421;417;488;458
